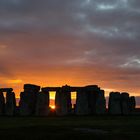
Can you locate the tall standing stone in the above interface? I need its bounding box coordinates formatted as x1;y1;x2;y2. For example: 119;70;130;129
86;85;106;115
95;90;106;114
62;85;72;114
121;92;130;115
5;92;16;116
75;88;89;115
129;96;136;113
86;86;98;114
108;92;122;115
36;91;50;116
55;86;72;116
19;84;40;116
0;92;5;116
55;88;62;115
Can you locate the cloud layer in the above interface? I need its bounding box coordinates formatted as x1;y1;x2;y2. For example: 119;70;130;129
0;0;140;96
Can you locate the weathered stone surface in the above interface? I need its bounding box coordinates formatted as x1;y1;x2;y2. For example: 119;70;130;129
24;84;40;92
5;92;16;116
0;92;5;115
129;96;136;112
108;92;122;115
95;90;106;114
75;88;89;115
36;91;50;116
121;92;130;115
19;91;37;116
55;86;72;116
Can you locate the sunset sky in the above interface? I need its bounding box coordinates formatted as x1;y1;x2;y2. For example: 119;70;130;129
0;0;140;105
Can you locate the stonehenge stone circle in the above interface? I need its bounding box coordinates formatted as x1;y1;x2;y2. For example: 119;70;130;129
0;84;137;116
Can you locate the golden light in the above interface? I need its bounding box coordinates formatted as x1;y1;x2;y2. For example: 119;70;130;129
6;79;23;84
50;105;56;109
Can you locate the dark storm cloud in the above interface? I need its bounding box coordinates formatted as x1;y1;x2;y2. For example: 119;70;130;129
0;0;140;94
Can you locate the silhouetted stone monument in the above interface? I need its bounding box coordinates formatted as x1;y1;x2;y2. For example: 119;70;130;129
86;85;98;114
0;92;5;115
108;92;135;115
0;84;137;117
55;85;72;116
121;92;130;115
95;90;106;114
75;88;89;115
129;96;136;113
84;85;106;115
19;84;40;116
108;92;122;115
0;88;16;116
36;91;50;116
5;92;16;116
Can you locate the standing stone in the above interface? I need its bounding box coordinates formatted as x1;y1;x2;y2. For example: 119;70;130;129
36;91;50;116
55;88;62;115
62;85;72;114
129;96;136;113
0;92;5;115
75;88;89;115
86;85;106;115
86;86;98;114
121;92;130;115
5;92;16;116
55;86;72;116
95;90;106;114
19;92;31;116
19;84;40;116
19;91;37;116
108;92;122;115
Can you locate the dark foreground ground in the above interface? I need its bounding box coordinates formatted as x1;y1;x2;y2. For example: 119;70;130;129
0;116;140;140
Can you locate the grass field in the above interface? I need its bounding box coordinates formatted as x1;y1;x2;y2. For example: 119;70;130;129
0;116;140;140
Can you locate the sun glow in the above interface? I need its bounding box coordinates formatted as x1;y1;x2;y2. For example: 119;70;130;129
6;79;23;84
50;105;55;109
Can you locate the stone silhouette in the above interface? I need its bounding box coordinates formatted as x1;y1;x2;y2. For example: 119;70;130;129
35;91;50;116
0;92;5;115
5;91;16;116
75;88;89;115
19;84;40;116
108;92;122;115
129;96;136;111
121;92;130;115
0;88;16;116
86;85;106;115
55;86;72;116
0;84;137;116
108;92;136;115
